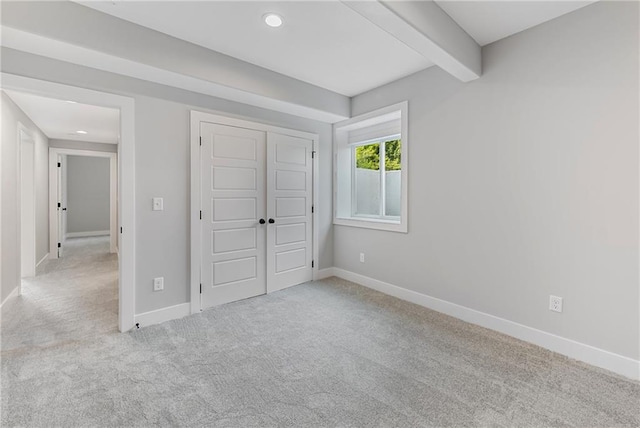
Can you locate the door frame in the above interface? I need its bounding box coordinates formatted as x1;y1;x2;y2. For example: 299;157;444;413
190;110;320;314
17;124;36;279
1;72;136;332
48;148;118;257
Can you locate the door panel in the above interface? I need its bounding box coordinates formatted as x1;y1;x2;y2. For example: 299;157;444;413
213;228;256;253
201;122;266;309
266;132;313;292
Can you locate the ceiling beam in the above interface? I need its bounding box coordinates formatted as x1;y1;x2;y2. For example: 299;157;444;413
342;0;481;82
0;1;350;123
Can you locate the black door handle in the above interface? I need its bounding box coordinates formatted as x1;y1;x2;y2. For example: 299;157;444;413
62;208;67;211
268;218;275;224
259;219;266;224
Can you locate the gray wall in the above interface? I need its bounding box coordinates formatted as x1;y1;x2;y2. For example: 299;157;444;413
336;1;639;360
50;139;117;153
1;91;49;303
0;49;334;315
66;156;110;234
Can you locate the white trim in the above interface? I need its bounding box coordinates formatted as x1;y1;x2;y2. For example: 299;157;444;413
36;252;49;269
0;286;20;311
312;139;320;281
315;267;336;280
66;230;110;239
1;73;136;333
334;101;409;233
190;110;320;312
331;268;640;381
189;112;201;315
134;302;191;328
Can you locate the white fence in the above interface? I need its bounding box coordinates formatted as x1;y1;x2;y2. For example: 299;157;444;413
355;169;401;216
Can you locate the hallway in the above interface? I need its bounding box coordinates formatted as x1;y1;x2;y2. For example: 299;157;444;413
1;236;118;349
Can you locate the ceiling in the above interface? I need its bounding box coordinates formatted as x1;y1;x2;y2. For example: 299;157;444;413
77;1;597;97
4;90;120;144
79;1;434;97
434;0;597;46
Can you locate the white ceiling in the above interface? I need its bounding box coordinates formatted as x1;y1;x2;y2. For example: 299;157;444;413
435;0;597;46
77;1;598;96
4;90;120;144
79;1;434;97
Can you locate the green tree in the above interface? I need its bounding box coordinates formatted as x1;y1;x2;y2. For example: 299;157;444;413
355;139;401;171
385;140;401;171
355;143;380;170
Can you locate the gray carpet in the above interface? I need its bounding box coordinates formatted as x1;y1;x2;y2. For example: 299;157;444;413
2;237;639;427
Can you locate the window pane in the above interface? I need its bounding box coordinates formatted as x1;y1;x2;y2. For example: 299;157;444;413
384;140;401;216
355;143;380;216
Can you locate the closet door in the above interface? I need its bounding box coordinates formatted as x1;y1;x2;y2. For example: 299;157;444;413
200;122;266;309
266;133;313;292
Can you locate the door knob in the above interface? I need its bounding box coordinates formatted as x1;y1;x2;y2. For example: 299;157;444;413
268;218;275;224
259;218;266;224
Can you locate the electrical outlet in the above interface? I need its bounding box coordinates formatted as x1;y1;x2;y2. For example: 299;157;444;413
359;253;365;263
153;277;164;292
549;295;563;313
152;197;164;211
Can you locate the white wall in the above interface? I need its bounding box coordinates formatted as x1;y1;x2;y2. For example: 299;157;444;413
337;1;639;360
1;91;49;303
65;155;110;234
0;52;334;315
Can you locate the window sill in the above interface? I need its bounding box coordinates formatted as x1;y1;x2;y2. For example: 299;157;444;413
334;216;407;233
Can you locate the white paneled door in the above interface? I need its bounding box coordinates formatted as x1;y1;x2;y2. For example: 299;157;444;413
201;123;267;308
266;132;313;292
199;122;313;310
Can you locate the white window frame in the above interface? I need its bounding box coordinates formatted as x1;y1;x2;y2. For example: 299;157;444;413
333;101;408;233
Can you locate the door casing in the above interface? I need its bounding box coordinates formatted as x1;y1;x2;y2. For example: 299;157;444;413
190;110;320;314
49;148;118;258
1;72;138;332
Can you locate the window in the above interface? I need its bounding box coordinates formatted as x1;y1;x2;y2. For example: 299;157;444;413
334;102;408;232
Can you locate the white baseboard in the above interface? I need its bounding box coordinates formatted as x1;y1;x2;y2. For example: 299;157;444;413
330;268;640;381
36;252;49;268
0;286;20;311
134;302;190;328
66;230;109;238
316;267;336;280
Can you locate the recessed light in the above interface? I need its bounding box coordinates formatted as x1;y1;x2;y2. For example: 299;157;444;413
263;13;283;28
76;130;88;134
66;100;77;104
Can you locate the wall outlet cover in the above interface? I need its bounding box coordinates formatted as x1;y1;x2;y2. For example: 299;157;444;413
153;277;164;291
152;197;164;211
549;295;563;313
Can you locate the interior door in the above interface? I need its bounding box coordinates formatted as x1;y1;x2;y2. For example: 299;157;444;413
266;132;313;292
200;122;266;309
57;154;65;257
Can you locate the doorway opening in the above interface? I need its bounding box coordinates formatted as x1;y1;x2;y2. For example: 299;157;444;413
50;150;118;259
2;73;135;332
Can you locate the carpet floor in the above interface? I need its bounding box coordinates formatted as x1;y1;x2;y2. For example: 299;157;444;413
1;237;639;427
